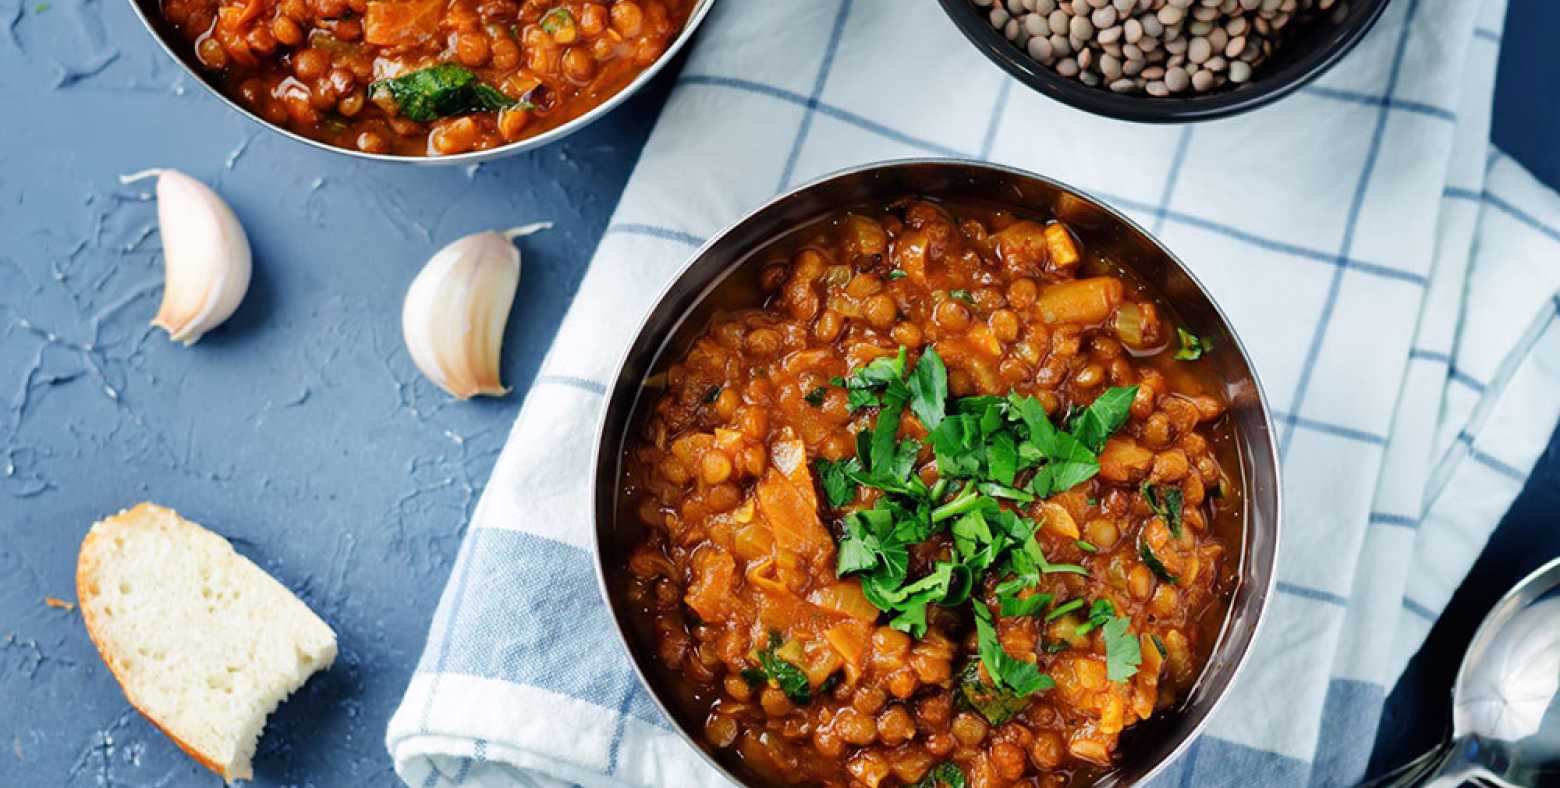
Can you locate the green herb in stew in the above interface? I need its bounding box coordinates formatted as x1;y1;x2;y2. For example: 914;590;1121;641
371;64;519;123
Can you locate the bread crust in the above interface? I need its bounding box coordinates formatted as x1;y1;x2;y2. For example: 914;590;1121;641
76;503;241;781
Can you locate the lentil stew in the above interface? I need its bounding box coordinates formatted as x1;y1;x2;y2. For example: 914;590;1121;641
153;0;696;155
618;197;1246;787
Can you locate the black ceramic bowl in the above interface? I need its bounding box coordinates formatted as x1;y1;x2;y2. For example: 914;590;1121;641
591;159;1282;786
938;0;1391;122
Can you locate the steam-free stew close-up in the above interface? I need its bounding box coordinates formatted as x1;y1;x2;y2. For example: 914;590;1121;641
157;0;693;155
622;200;1243;787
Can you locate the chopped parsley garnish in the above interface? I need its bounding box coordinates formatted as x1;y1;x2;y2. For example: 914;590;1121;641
1103;615;1143;681
1044;598;1084;621
1142;482;1185;537
370;64;519;123
1151;634;1169;658
1173;326;1211;361
912;762;966;788
815;458;857;508
818;345;1144;717
888;270;909;280
1140;544;1179;584
700;384;722;404
748;633;813;704
949;289;975;305
1073;599;1115;636
1076;539;1097;553
804;386;827;406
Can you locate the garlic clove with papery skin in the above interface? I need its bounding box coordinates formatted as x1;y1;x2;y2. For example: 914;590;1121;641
120;168;253;346
401;223;550;400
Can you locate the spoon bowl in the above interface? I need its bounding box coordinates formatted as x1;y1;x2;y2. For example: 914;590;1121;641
1369;556;1560;787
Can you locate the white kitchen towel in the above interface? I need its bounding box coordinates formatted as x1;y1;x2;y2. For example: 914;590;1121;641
387;0;1560;786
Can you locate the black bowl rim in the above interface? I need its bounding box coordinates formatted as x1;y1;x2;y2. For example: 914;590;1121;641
936;0;1393;123
589;157;1284;787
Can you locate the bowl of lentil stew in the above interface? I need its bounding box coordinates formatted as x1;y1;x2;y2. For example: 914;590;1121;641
128;0;712;161
592;160;1280;786
938;0;1389;122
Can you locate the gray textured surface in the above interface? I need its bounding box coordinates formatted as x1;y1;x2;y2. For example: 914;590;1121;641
0;0;665;782
2;0;1556;785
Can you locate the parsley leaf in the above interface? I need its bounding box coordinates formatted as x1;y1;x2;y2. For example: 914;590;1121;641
913;762;966;788
1173;327;1211;361
1142;482;1185;537
1103;616;1142;682
804;386;827;406
1069;385;1139;453
907;347;949;430
700;385;722;404
752;633;813;703
957;661;1030;726
888;269;909;280
1044;598;1084;621
973;601;1053;696
816;458;859;509
949;289;975;305
1074;598;1116;636
1140;544;1179;584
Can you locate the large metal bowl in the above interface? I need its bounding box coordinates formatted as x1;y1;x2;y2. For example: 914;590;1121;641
126;0;713;165
591;159;1282;786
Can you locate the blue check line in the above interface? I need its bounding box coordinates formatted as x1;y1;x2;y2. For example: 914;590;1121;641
1402;596;1438;622
1447;366;1487;393
1408;347;1451;365
1279;0;1424;460
1481;192;1560;245
678;72;1430;288
604;222;705;247
1368;511;1418;528
1273;411;1388;446
417;528;487;734
979;78;1012;160
1277;581;1349;608
1300;86;1456;122
1455;431;1528;483
1098;192;1429;286
1153;127;1196;234
678;75;968;158
1441;186;1560;245
776;0;854;192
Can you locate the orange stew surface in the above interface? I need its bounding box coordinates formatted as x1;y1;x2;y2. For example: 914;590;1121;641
158;0;692;155
623;200;1241;787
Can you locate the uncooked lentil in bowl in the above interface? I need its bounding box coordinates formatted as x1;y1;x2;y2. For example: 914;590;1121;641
974;0;1355;96
152;0;696;156
619;198;1244;786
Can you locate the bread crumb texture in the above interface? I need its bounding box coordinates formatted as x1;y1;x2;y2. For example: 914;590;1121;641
76;503;338;781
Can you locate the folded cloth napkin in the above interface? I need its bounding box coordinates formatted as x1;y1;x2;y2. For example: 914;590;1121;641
387;0;1560;785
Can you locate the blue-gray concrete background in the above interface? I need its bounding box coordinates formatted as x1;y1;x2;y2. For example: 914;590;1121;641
0;0;1554;785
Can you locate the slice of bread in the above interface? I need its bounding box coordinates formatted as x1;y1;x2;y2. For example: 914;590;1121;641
77;503;337;782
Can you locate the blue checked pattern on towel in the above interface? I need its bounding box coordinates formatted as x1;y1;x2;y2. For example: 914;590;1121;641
387;1;1560;785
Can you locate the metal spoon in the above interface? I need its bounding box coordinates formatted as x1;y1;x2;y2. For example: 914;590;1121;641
1365;556;1560;787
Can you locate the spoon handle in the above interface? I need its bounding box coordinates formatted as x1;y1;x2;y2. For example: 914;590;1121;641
1358;740;1455;788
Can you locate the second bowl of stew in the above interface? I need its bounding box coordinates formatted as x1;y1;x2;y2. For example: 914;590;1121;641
129;0;712;161
592;159;1281;787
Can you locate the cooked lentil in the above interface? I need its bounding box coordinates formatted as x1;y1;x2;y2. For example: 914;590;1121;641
157;0;694;155
622;199;1243;787
972;0;1353;96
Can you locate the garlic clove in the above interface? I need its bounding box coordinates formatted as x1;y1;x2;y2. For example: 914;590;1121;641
120;168;253;346
402;224;550;399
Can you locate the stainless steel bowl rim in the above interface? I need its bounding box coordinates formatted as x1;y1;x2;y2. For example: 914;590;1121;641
126;0;714;165
589;157;1283;786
